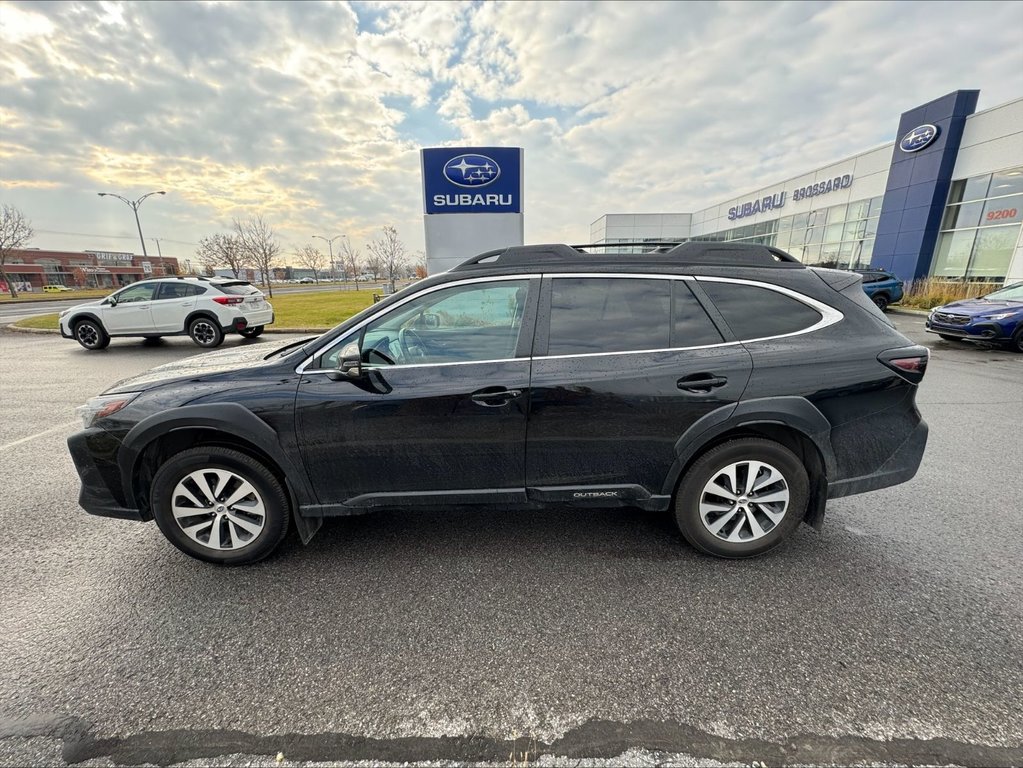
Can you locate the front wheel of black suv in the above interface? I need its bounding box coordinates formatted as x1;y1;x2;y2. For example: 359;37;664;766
674;438;809;559
150;447;290;565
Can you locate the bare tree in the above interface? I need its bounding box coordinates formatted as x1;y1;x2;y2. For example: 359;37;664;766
0;204;35;298
339;236;362;290
412;250;427;279
233;215;281;298
366;225;408;291
196;233;245;278
296;245;327;282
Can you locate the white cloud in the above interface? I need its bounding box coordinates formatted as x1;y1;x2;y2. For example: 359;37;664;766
0;0;1021;261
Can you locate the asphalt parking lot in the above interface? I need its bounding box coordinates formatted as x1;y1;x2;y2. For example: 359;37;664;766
0;317;1021;767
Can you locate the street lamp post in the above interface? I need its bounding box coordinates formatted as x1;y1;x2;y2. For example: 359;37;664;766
97;190;166;258
312;234;343;285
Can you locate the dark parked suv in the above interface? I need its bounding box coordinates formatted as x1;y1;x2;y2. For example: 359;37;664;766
68;243;929;564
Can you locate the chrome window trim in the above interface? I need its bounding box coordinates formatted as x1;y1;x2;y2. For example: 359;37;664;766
295;274;540;374
296;272;843;372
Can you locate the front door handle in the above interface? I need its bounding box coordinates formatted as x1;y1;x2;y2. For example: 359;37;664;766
677;373;728;393
471;387;522;407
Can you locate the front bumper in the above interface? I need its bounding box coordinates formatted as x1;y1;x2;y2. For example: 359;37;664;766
925;319;1010;343
67;428;141;520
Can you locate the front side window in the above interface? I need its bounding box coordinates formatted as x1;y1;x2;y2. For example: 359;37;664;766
323;280;530;368
112;283;156;303
700;281;822;341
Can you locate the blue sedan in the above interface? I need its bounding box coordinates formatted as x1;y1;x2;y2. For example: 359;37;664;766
926;281;1023;352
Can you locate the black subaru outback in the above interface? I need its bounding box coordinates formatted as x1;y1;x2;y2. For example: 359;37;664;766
68;242;928;564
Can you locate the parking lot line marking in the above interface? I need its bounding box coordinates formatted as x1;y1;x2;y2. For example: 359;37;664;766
0;421;79;452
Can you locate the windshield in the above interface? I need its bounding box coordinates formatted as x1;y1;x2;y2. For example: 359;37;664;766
983;282;1023;302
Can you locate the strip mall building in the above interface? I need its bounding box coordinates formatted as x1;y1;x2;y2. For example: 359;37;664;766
1;249;181;292
590;91;1023;285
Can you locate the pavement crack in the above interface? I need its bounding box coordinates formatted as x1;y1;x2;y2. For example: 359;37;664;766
3;715;1019;766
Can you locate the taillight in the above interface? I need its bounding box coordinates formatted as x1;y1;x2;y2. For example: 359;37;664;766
212;296;244;305
878;346;929;383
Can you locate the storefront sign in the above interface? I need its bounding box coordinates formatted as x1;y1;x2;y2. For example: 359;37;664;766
727;192;786;221
422;147;523;214
792;174;854;201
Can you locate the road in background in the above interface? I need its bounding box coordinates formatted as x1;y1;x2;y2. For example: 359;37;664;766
0;317;1020;766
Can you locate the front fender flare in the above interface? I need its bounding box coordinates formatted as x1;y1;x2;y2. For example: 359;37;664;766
119;403;321;543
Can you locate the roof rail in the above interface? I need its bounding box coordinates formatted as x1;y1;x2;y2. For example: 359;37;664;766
454;241;804;270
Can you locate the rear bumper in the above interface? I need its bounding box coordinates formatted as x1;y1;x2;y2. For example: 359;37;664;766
828;420;928;499
225;309;274;332
67;428;141;520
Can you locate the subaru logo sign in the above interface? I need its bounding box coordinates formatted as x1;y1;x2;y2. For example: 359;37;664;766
900;124;939;153
442;154;501;188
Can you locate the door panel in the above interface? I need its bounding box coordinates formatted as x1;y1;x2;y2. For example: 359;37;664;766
101;283;156;333
152;283;198;332
295;361;530;504
525;346;752;493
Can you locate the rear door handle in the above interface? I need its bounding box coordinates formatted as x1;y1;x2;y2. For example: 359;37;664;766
471;387;522;407
677;374;728;393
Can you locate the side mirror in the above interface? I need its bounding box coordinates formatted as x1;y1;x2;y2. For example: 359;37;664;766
327;342;362;381
420;312;440;329
105;296;118;306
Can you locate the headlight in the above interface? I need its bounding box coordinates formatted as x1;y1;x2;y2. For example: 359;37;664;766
981;312;1015;320
75;392;141;428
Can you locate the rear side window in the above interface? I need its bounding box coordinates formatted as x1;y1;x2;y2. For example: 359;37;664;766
548;278;669;355
700;281;822;340
217;282;260;296
157;283;206;299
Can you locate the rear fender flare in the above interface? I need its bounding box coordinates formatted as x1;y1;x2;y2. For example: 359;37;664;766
661;396;836;497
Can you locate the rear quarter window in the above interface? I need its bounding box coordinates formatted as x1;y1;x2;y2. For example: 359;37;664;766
700;281;822;340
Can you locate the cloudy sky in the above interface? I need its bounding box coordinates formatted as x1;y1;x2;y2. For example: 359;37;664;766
2;0;1022;266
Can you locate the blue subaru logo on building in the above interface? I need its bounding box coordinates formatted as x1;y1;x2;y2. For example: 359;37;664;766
442;154;501;188
900;124;939;153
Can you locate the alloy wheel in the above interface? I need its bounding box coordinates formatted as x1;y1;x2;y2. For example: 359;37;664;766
192;321;217;345
170;468;266;551
699;460;790;542
77;323;99;347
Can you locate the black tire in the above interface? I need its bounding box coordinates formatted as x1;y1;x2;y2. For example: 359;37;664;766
150;447;290;565
872;293;889;311
239;325;264;338
674;438;809;559
73;318;110;350
938;334;962;342
188;316;224;348
1012;327;1023;353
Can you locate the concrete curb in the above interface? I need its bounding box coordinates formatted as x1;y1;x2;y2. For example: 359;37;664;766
888;306;931;317
3;324;58;334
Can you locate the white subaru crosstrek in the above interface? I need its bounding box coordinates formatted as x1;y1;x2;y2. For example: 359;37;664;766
59;277;274;350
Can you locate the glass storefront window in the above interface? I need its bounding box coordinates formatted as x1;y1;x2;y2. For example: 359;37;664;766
962;174;991;203
774;230;792;249
864;217;878;237
855;239;875;269
826;204;848;225
941;201;984;230
778;216;793;232
805;227;823;245
988;168;1023;199
967;226;1021;278
980;194;1022;227
790;213;809;230
932;230;977;277
802;244;821;263
847;199;871;220
823;223;844;243
868;196;884;217
843;220;866;240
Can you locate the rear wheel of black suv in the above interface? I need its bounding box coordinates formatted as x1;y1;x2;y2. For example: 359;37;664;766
674;438;808;559
150;447;290;565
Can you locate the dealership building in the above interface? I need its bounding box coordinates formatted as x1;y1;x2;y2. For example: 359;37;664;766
590;91;1023;285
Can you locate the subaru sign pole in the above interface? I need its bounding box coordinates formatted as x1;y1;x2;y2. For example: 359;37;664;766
421;147;524;274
